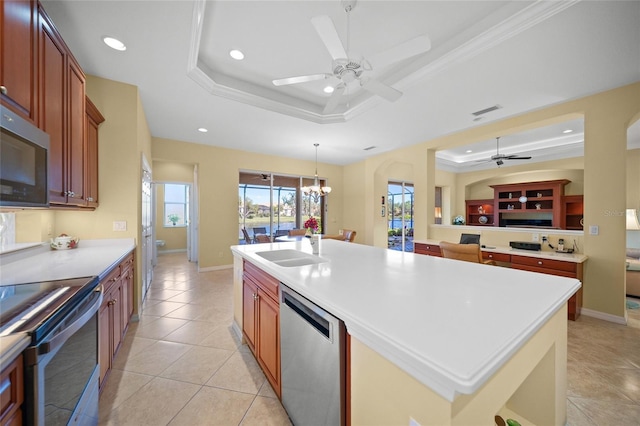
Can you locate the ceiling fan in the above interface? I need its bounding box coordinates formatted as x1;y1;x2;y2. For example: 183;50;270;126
485;137;532;167
272;0;431;113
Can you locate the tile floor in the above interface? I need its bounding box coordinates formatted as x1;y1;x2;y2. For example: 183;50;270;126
99;252;640;425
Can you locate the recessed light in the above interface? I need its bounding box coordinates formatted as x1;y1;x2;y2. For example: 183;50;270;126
229;49;244;60
323;86;334;94
562;129;573;134
197;128;208;133
466;150;473;153
103;36;126;51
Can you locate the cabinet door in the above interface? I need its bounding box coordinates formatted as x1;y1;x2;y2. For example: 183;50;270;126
38;9;67;204
111;281;123;358
98;293;112;387
257;290;280;396
66;58;86;205
1;0;38;122
242;278;258;352
84;97;104;208
120;265;134;336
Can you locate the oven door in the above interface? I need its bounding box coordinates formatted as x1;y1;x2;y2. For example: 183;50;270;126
23;285;103;426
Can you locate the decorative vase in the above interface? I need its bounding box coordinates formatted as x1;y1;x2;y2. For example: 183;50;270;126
305;228;313;237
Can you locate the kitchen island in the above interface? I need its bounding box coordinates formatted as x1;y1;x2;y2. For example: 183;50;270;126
231;239;580;425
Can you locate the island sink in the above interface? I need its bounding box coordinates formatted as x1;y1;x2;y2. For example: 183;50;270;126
255;249;327;267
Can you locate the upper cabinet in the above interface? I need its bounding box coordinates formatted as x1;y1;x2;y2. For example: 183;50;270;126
1;0;39;123
85;97;105;208
1;0;101;209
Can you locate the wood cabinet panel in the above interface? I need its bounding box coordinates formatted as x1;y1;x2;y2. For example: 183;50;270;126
414;242;442;257
257;291;280;395
85;97;104;208
1;0;38;122
98;251;135;390
482;252;511;263
65;58;86;205
0;355;23;426
38;9;67;204
511;255;577;274
242;260;281;397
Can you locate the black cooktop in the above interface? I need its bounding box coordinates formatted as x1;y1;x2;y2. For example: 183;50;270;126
0;276;99;343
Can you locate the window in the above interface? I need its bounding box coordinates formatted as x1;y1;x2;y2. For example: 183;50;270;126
164;183;188;227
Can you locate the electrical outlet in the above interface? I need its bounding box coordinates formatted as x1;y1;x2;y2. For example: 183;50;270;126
113;221;127;231
532;233;539;242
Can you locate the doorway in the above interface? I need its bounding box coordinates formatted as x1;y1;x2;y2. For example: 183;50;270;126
388;181;414;252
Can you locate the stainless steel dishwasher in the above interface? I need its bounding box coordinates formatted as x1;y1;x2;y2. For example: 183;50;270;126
280;284;345;426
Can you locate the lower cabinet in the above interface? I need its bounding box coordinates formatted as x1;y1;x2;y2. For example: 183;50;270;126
242;260;281;398
414;242;442;257
99;251;134;390
0;354;23;426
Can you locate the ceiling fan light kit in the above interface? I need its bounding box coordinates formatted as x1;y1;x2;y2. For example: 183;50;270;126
271;0;431;113
488;136;532;167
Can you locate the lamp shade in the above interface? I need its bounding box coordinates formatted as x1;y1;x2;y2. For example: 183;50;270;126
627;209;640;230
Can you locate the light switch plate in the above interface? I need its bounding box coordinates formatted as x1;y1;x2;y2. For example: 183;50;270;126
113;221;127;231
589;225;599;235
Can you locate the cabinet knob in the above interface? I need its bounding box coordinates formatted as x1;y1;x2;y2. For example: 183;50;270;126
87;197;94;202
537;261;543;265
253;293;258;300
112;299;118;304
0;86;6;95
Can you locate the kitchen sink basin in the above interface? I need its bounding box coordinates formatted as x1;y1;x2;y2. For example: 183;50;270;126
255;249;327;267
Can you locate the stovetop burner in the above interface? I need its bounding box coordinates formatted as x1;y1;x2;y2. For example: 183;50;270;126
0;276;99;342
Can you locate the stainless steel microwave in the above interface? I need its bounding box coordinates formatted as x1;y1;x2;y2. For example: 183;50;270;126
0;109;49;207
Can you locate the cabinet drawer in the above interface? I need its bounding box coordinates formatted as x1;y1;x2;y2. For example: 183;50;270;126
121;252;134;273
511;255;577;274
102;264;121;291
244;260;279;300
0;355;23;425
482;252;511;263
414;243;442;257
512;264;576;278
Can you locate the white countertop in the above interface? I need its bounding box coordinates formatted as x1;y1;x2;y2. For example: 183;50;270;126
414;239;588;263
231;239;580;402
0;238;136;285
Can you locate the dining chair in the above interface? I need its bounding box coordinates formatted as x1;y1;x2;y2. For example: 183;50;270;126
274;230;288;237
439;241;495;265
324;229;357;242
242;228;252;244
254;234;271;243
288;229;307;236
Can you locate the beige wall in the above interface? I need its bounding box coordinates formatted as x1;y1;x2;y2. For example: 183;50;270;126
343;82;640;319
152;138;344;269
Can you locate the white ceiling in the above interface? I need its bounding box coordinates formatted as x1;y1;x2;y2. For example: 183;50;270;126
41;0;640;169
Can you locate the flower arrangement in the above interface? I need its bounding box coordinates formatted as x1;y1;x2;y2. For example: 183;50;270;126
453;215;466;225
304;217;319;233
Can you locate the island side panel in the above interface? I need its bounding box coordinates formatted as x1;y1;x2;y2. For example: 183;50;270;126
232;254;244;338
349;305;568;425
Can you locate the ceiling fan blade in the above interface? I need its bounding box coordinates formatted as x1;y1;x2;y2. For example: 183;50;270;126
361;78;402;102
367;35;431;69
323;85;346;114
272;74;330;86
505;155;532;160
311;15;347;60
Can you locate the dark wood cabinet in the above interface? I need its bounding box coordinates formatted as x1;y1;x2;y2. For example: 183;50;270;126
0;354;23;426
38;3;87;206
85;97;104;208
242;260;281;397
562;195;584;230
414;242;442;257
99;251;134;390
1;0;38;123
465;199;494;226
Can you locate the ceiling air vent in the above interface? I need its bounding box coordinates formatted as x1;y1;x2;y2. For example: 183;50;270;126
471;104;502;116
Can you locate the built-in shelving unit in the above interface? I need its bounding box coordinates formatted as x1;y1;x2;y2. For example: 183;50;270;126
465;199;495;226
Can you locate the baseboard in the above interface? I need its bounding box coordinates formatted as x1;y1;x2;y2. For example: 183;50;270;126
158;249;187;254
198;263;233;272
580;307;627;325
231;320;242;340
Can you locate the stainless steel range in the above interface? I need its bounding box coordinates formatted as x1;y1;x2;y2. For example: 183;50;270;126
0;276;102;425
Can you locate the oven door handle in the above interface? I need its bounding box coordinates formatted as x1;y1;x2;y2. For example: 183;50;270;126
39;285;103;355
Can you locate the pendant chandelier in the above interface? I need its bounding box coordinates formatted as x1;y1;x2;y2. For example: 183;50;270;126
302;143;331;202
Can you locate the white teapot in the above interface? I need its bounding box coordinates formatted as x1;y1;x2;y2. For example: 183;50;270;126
50;234;79;250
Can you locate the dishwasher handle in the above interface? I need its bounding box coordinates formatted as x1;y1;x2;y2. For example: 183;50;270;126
282;289;331;340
